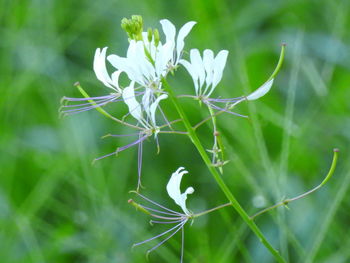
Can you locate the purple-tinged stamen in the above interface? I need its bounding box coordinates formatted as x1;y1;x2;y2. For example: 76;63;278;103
137;132;144;189
134;192;183;216
62;94;117;102
204;101;248;118
94;134;149;162
150;219;184;224
139;204;182;217
61;98;113;108
61;92;145;116
61;96;119;115
134;220;186;248
146;220;188;253
158;104;172;129
206;96;244;103
104;132;141;138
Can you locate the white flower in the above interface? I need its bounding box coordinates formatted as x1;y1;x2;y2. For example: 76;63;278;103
130;166;195;262
160;19;197;68
180;48;229;97
107;40;159;89
107;19;196;90
166;167;194;215
122;81;168;131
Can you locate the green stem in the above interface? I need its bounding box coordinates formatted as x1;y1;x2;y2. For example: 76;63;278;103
162;78;286;263
250;149;339;220
268;43;286;81
193;202;231;218
207;105;226;173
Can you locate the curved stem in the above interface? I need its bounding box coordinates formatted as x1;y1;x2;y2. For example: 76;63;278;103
162;78;286;263
268;43;286;81
250;149;339;220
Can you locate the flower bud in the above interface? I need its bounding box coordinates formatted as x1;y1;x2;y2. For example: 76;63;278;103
120;15;144;41
153;29;160;47
147;27;153;42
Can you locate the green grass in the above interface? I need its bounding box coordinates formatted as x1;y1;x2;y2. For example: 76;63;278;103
1;0;350;262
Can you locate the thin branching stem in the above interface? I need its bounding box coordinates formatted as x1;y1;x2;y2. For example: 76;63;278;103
250;149;339;220
193;202;231;218
158;130;188;135
158;118;183;128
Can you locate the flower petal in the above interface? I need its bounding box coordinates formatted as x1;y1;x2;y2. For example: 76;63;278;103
122;81;143;123
110;70;122;93
155;41;173;77
246;79;274;101
166;167;194;215
179;59;199;95
209;50;229;96
93;47;115;90
149;94;168;127
142;88;152;119
160;19;176;45
176;21;196;63
190;49;205;95
108;54;143;84
202;49;214;92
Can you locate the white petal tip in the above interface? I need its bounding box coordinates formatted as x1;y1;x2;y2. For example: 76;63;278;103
185;187;194;194
246;79;274;101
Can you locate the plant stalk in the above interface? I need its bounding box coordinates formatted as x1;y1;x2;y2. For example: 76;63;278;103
162;78;286;263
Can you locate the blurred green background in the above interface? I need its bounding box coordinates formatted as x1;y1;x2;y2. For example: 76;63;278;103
1;0;350;262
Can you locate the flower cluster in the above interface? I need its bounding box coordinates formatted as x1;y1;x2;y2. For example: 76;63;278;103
61;15;283;262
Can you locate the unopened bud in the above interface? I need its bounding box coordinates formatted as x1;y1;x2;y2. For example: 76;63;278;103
121;18;129;31
147;28;153;42
153;29;160;47
132;15;143;28
120;15;144;41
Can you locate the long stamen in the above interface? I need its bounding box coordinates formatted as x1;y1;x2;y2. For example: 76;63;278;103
139;204;182;216
146;220;187;253
149;213;184;221
137;132;144;190
133;221;185;247
61;96;119;115
132;192;183;215
150;219;184;224
93;134;149;162
158;104;172;129
205;101;248;118
61;94;116;102
206;96;244;103
102;132;141;138
61;91;144;115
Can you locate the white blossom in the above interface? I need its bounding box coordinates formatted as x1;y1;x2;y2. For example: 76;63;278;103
166;167;194;215
160;19;197;69
122;81;168;131
180;48;229;97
